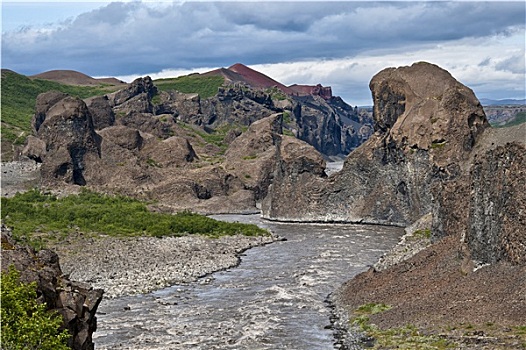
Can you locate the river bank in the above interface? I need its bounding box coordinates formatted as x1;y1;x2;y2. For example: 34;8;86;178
329;230;526;349
50;232;279;299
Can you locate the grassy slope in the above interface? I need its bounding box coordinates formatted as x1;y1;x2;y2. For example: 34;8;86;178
154;75;224;99
1;70;224;146
1;70;119;144
493;111;526;128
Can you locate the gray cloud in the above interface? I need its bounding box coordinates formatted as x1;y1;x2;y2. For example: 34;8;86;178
496;54;526;74
2;1;524;76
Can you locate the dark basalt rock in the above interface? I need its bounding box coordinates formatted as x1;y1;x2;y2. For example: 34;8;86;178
25;94;102;186
32;91;69;133
85;95;115;130
467;142;525;264
1;225;103;350
106;76;157;107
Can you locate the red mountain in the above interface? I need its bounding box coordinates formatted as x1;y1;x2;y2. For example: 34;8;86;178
203;63;333;99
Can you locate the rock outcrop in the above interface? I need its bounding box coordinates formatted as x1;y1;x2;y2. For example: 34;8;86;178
224;113;325;202
262;62;489;225
85;95;115;130
468;142;525;264
25;93;102;186
1;226;103;350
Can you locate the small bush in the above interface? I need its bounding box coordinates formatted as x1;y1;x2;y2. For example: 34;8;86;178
1;266;70;350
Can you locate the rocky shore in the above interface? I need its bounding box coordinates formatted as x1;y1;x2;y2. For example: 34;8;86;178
328;221;433;349
49;232;278;299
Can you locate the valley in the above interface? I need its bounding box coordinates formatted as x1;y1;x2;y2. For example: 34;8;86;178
1;61;525;350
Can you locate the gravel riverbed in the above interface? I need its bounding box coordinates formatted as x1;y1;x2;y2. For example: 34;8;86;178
51;233;278;299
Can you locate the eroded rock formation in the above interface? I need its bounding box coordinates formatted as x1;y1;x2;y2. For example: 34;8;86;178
27;93;102;186
468;142;525;264
262;61;525;270
1;226;103;350
262;62;489;225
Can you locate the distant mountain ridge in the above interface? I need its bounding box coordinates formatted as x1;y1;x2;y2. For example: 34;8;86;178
30;69;126;86
479;98;526;106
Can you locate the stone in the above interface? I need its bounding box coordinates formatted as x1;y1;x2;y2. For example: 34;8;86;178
1;225;103;350
467;142;526;264
33;94;102;186
85;95;115;130
22;135;47;162
141;136;197;167
106;76;157;107
32;91;69;133
98;125;144;151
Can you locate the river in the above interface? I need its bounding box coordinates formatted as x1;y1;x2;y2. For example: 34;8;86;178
93;215;402;349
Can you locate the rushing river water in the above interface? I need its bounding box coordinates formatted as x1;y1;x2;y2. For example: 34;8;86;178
93;215;402;350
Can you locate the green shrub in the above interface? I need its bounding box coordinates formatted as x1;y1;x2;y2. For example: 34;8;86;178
1;266;70;350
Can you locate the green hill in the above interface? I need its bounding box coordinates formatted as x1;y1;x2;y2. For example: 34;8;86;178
154;74;224;99
1;70;119;146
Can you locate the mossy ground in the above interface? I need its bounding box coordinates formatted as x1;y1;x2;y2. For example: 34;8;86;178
350;303;526;349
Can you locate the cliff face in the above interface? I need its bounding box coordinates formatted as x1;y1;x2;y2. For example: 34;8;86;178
468;143;525;264
156;82;370;157
263;61;526;268
262;62;489;225
1;226;103;350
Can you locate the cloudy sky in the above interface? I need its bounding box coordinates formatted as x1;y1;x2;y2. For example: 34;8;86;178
2;1;525;105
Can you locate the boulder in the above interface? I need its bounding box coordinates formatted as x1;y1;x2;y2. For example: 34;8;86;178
1;225;103;350
98;125;143;151
85;95;115;130
33;94;102;186
116;112;175;139
106;76;157;107
22;135;47;162
141;136;197;167
32;91;69;133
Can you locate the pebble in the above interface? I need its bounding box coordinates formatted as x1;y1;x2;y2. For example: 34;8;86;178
55;234;277;299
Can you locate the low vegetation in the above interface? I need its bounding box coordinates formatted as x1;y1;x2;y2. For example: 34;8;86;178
1;266;70;350
1;189;269;249
154;75;224;99
1;70;118;144
350;303;456;349
350;303;526;349
178;121;246;155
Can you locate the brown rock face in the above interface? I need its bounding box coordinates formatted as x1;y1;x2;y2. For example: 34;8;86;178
1;226;103;350
262;62;489;224
26;93;102;186
370;63;488;165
